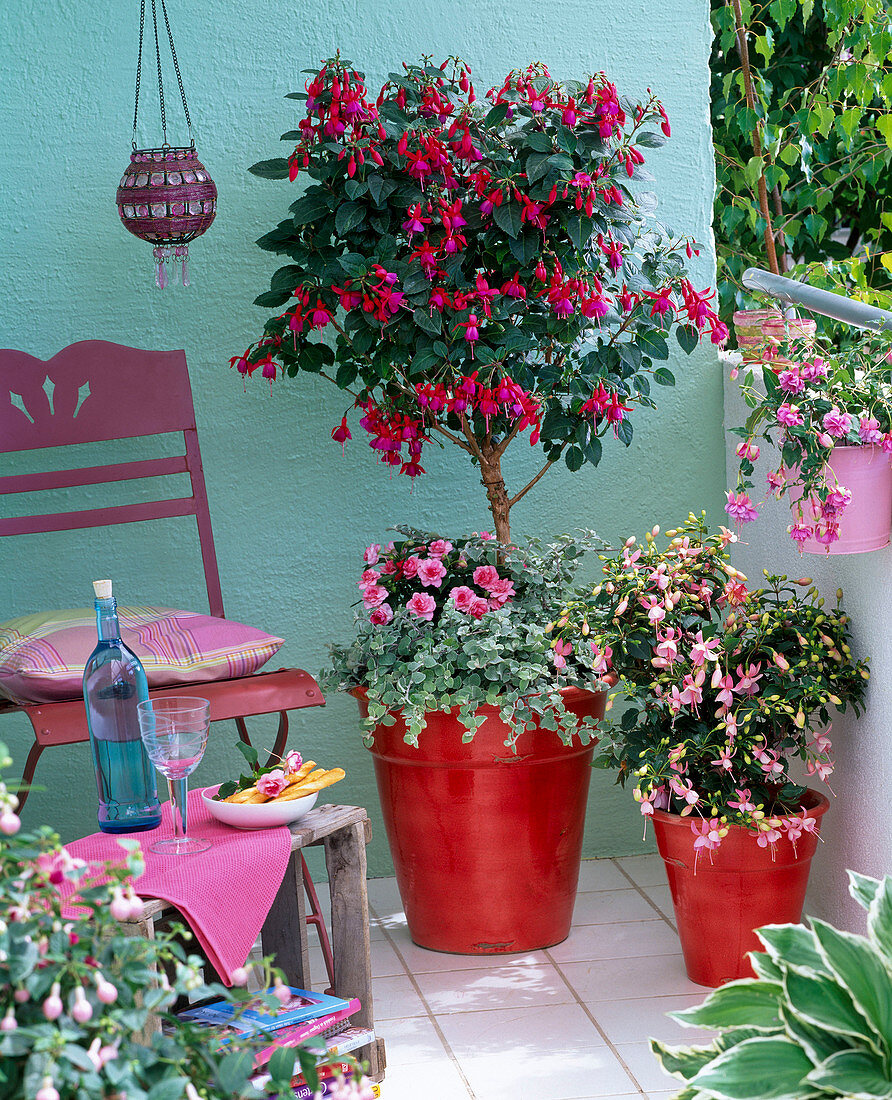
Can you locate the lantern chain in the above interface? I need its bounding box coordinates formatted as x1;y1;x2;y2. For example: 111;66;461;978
159;0;193;141
131;0;145;148
131;0;193;148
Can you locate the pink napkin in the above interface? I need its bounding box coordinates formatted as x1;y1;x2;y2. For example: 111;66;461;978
60;786;293;985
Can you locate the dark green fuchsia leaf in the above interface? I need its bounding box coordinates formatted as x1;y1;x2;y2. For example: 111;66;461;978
248;158;291;179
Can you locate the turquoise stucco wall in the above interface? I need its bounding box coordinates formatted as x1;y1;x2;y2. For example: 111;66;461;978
0;0;720;875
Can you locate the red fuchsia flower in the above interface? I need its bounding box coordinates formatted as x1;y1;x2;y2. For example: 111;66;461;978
600;237;624;271
401;204;430;235
500;273;527;299
562;97;578;126
427;539;453;558
333;282;363;310
724;490;759;524
310;300;333;328
362;584;389;609
427;286;451;313
479;187;503;217
580;294;610;320
406;592;437;620
331;417;352;450
409;240;439;276
710;320;730;345
457;313;481;352
644;287;674;320
472;274;499;317
822;406;852;437
618;285;637;313
417;557;448;588
859;415;884;444
369;603;394;626
519;195;550;231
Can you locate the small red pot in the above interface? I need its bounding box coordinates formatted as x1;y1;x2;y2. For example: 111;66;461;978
355;686;604;955
652;789;829;987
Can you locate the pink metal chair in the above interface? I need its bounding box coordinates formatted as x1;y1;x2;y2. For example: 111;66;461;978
0;340;335;983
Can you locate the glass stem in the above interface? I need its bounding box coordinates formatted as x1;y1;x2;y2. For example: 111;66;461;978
168;777;189;839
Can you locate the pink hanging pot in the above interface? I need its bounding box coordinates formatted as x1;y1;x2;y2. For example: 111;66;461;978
788;443;892;554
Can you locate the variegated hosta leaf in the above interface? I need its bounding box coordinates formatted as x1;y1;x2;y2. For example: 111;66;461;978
812;918;892;1058
652;1029;769;1081
689;1035;816;1099
849;870;884;913
805;1048;892;1098
749;950;784;983
784;968;884;1054
669;980;783;1031
867;876;892;967
780;1003;855;1066
757;924;829;976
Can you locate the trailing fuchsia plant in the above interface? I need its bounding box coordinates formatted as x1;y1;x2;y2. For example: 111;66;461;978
729;329;892;549
552;515;868;851
236;55;726;543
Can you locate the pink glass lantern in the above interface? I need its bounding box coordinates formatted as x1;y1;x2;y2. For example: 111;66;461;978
119;0;216;287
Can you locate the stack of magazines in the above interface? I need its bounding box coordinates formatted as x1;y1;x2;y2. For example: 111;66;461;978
176;986;379;1098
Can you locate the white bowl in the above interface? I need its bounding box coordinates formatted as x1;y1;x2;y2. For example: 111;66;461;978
201;786;318;829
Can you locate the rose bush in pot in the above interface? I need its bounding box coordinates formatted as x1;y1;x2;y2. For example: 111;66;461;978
553;514;869;984
237;53;725;953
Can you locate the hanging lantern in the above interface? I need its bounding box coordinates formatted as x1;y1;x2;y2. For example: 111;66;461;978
117;0;216;287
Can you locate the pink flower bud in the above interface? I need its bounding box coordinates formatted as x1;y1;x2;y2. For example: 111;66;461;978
273;978;292;1005
96;980;118;1005
1;1008;17;1032
42;985;63;1021
0;811;20;835
36;1078;60;1100
14;988;29;1003
71;988;93;1023
109;891;131;922
127;893;145;921
230;966;249;986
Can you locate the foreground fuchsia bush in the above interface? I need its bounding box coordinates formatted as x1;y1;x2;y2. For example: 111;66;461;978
236;55;726;542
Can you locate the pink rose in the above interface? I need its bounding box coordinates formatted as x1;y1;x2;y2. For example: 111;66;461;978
400;556;421;578
406;592;437;621
257;770;289;798
359;569;380;589
381;560;398;575
363;544;381;565
417;557;447;588
449;585;476;612
487;578;515;607
369;603;394;626
362;584;389;609
427;539;453;558
469;596;490;619
473;564;500;590
284;751;303;774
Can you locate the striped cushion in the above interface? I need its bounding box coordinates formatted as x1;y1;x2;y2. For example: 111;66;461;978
0;607;285;705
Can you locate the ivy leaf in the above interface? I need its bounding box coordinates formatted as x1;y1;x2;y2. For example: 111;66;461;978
248;158;291;179
335;202;367;236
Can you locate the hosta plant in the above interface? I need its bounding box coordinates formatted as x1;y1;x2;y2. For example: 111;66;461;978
552;514;868;850
651;869;892;1099
235;54;725;543
0;742;356;1100
729;328;892;549
322;528;608;745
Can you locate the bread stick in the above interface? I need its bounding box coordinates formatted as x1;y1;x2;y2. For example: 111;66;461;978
273;768;345;802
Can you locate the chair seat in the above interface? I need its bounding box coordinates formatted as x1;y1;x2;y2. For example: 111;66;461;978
0;667;324;747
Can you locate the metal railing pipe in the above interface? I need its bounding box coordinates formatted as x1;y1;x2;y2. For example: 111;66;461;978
742;267;892;331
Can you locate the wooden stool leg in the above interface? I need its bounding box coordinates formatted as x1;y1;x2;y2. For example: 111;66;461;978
262;849;311;989
323;820;383;1079
118;915;161;1042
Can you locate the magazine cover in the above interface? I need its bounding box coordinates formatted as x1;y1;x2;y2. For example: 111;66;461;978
178;987;351;1036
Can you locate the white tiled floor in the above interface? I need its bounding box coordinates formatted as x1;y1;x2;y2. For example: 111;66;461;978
318;855;719;1100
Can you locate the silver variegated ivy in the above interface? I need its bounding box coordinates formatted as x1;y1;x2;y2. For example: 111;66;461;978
651;870;892;1099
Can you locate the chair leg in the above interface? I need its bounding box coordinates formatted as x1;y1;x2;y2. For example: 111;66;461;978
16;738;46;811
233;711;289;770
301;853;336;991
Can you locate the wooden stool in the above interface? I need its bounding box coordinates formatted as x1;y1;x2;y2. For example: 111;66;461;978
121;804;386;1081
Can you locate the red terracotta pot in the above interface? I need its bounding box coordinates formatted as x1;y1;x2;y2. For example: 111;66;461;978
355;686;604;955
652;789;829;987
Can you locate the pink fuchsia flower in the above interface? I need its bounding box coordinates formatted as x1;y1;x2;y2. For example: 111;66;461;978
776;403;804;427
690;631;721;666
0;811;20;835
406;592;437;621
257;770;290;798
42;985;63;1021
692;817;725;852
784;810;818;844
821;485;852;517
859;416;884;444
788;521;813;545
800;358;828;381
678;669;705;709
639;594;666;624
427;539;453;558
778;367;804;394
668;775;700;813
417;557;448;588
816;431;834;449
822;406;852;437
552;639;573;669
728;787;757;812
711;746;734;771
652;628;679;669
734;662;762;696
35;1079;60;1100
724;490;759;524
756;824;783;848
369;603;394;626
883;432;892;454
362;584;389;609
735;440;760;462
487;577;515;607
766;468;786;497
723;580;749;606
363;544;381;565
473;564;500;590
589;642;612;674
711;666;735;707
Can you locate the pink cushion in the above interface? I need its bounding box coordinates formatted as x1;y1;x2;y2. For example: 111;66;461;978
0;607;285;705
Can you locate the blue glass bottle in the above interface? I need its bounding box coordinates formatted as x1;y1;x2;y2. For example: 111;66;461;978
83;580;161;833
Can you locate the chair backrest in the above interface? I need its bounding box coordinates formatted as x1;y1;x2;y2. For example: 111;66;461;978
0;340;224;617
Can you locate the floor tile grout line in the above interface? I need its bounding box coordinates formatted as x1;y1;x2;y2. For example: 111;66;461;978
543;944;648;1099
610;858;678;931
368;901;479;1100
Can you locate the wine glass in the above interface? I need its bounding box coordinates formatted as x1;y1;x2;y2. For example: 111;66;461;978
137;697;211;854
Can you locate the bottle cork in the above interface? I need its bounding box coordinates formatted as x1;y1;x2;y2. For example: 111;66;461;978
92;580;113;599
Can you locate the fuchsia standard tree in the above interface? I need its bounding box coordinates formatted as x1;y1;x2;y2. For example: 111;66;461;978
236;55;727;544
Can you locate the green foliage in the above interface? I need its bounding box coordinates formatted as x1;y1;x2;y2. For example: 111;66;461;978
0;744;330;1100
652;870;892;1098
711;0;892;330
322;529;607;746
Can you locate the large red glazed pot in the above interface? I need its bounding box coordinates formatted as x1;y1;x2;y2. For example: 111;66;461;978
355;686;605;954
652;789;829;987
